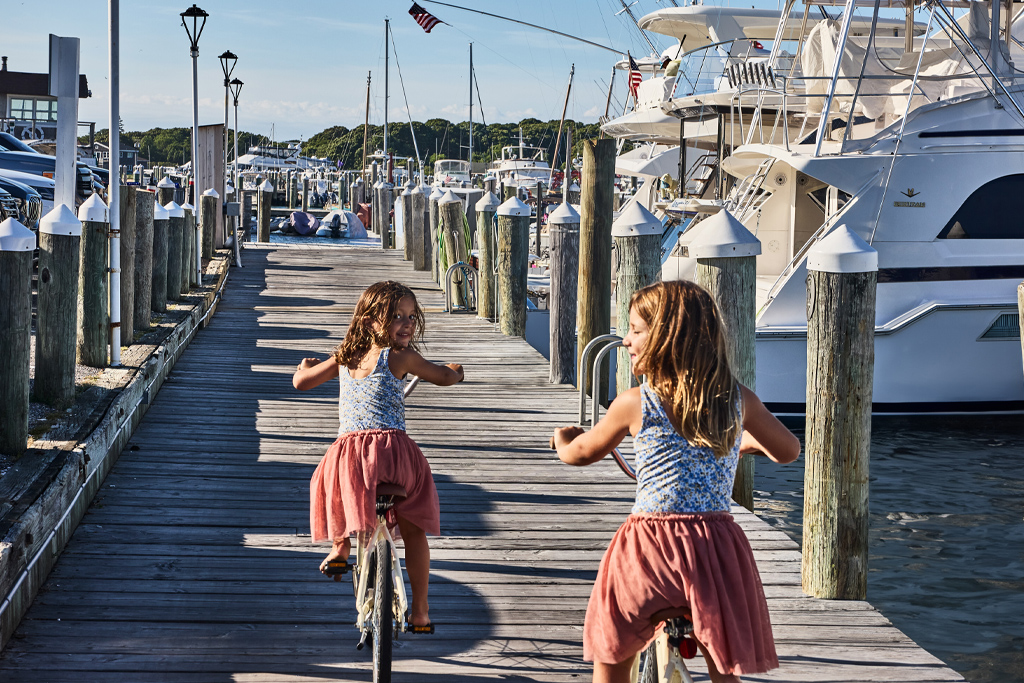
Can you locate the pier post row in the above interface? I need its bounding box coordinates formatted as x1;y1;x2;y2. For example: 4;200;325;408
611;201;663;395
475;191;501;320
77;194;110;367
496;196;531;337
150;201;170;314
577;138;616;405
33;206;82;408
118;185;137;344
410;185;427;271
164;202;185;301
689;208;762;511
182;202;196;290
802;225;878;601
200;189;219;260
0;218;36;456
257;180;273;243
548;202;581;385
428;187;444;282
133;189;155;331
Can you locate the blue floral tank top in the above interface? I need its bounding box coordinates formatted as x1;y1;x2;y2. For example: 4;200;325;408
632;382;742;514
338;348;406;435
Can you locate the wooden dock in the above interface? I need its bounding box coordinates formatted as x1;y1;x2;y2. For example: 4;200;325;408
0;244;963;682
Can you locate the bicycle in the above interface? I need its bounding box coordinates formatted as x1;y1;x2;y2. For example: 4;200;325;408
608;448;700;683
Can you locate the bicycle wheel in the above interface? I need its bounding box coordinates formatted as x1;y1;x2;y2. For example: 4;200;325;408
372;537;393;683
639;640;658;683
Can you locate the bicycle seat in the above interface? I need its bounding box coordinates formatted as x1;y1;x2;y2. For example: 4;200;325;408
649;606;692;625
376;483;407;501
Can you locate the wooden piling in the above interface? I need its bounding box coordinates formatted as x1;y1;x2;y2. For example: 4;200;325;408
410;186;428;271
548;203;580;384
301;176;309;213
133;190;155;331
381;183;394;249
429;188;443;282
577;138;616;404
165;203;184;301
439;192;469;309
200;190;218;259
288;172;296;210
611;203;662;395
689;209;761;510
502;184;518;202
567;182;581;205
802;225;878;600
475;192;500;320
34;207;81;407
0;219;36;454
181;203;194;292
496;196;531;337
118;184;136;344
401;187;414;261
151;203;169;314
157;177;175;207
257;181;272;243
240;191;252;243
76;195;109;367
534;182;545;256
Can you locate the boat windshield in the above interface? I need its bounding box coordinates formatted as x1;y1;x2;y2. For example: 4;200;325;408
434;160;470;176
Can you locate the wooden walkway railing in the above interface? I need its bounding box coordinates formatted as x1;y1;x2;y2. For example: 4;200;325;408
0;244;963;682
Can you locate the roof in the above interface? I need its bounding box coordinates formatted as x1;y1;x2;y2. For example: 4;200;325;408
0;71;90;98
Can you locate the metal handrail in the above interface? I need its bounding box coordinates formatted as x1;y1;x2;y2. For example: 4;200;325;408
590;341;625;427
444;262;479;313
577;334;623;425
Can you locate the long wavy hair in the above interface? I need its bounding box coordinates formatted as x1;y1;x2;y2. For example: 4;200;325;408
629;280;740;458
333;281;425;368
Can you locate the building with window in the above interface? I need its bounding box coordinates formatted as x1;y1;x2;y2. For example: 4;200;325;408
93;140;140;169
0;56;90;141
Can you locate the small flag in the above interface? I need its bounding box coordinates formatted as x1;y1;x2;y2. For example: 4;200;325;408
409;2;444;33
751;40;765;49
628;53;643;99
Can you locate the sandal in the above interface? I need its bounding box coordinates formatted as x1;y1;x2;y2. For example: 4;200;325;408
404;616;435;634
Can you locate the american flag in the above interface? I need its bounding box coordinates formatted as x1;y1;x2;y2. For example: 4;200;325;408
628;53;643;99
409;3;444;33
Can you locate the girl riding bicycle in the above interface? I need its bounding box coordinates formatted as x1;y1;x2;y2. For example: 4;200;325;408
293;280;463;631
552;280;800;683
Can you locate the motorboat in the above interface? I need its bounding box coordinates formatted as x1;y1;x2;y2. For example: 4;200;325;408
432;159;471;187
668;0;1024;413
491;129;552;192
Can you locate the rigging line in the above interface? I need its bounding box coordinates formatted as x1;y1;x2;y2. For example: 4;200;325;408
419;0;625;55
473;67;488;127
388;28;424;178
445;22;560;91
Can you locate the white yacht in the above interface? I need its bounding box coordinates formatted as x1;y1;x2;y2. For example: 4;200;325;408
491;131;552;192
432;159;471;187
669;0;1024;413
236;142;331;171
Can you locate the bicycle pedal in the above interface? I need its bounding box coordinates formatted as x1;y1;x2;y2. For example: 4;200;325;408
356;630;371;651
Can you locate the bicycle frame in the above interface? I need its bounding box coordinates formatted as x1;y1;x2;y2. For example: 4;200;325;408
353;518;409;633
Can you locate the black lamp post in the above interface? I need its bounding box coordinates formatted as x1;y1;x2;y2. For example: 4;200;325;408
180;4;207;283
218;50;237;201
229;78;243;200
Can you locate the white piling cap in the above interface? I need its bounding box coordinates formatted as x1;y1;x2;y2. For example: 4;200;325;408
807;224;878;273
547;202;580;225
428;187;445;201
153;202;170;220
373;180;384;189
39;204;82;237
182;202;195;214
568;182;581;192
439;189;462;205
78;193;108;222
405;180;416;191
687;209;761;258
497;196;531;217
157;176;175;189
259;180;274;192
225;183;234;194
409;184;424;195
355;176;364;184
0;217;36;251
612;202;661;237
475;191;500;212
164;201;185;218
202;188;220;198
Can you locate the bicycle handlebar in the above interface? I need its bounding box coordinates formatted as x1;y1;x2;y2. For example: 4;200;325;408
610;448;638;481
403;376;420;398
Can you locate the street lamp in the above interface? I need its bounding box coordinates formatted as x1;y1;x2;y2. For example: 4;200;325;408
180;3;207;284
218;50;237;208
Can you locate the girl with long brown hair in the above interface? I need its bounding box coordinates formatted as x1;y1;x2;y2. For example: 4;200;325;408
293;280;463;632
552;280;800;683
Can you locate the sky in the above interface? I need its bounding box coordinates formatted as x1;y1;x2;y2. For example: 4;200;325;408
2;0;713;143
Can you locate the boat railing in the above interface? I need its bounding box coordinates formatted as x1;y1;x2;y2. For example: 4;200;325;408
578;335;623;427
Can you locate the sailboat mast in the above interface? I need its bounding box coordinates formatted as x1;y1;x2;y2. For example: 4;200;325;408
468;42;473;170
362;71;370;183
384;19;390;164
548;64;574;186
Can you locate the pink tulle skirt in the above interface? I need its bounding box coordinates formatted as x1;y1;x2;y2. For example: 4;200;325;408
584;512;778;674
309;429;440;542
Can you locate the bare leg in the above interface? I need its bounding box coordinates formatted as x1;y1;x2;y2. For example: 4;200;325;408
593;658;634;683
694;638;741;683
320;537;351;582
397;515;430;626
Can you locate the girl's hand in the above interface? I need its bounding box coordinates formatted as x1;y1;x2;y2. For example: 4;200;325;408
445;363;465;382
293;356;339;391
550;426;585;450
298;357;322;371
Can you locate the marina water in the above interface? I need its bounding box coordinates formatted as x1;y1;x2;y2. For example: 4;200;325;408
754;415;1024;683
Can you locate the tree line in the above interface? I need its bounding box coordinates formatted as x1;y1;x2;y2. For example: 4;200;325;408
82;117;619;169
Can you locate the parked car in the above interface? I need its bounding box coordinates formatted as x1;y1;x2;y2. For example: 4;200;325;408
0;132;96;202
0;186;20;224
0;175;43;230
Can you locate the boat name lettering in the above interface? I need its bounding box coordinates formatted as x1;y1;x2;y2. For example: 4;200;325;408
893;200;926;208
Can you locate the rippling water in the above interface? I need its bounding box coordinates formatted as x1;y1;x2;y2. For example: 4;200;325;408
753;416;1024;683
